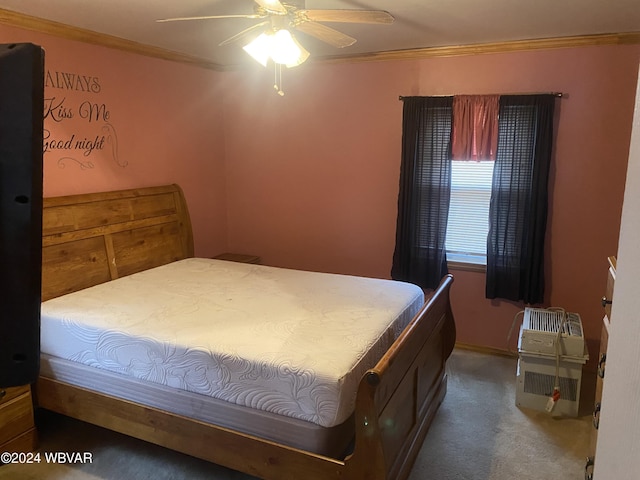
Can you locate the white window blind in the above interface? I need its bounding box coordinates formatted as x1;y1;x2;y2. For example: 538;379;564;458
446;160;495;264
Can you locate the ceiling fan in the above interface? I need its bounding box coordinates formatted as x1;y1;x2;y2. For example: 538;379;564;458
157;0;394;66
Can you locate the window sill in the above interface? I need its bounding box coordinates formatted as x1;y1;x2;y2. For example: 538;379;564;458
447;260;486;273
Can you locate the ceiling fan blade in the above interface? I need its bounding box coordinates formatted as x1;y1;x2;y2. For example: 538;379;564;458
254;0;287;14
294;21;357;48
218;21;269;46
157;14;265;23
298;9;394;24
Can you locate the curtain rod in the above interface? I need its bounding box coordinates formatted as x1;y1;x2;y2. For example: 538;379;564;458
398;92;564;100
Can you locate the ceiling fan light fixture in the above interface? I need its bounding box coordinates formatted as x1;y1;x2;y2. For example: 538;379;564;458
272;29;309;67
243;29;309;68
242;32;272;67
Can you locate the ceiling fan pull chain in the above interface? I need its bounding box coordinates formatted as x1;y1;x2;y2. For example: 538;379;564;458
273;62;277;91
274;63;285;96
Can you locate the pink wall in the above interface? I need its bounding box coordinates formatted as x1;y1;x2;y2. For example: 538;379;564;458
0;25;228;257
221;46;640;362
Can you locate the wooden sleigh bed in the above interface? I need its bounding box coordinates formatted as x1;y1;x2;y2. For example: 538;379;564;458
35;184;456;480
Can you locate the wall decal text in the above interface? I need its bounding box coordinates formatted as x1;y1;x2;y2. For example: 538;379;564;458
43;69;127;169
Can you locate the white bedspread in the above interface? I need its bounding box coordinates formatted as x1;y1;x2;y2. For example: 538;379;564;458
40;258;424;427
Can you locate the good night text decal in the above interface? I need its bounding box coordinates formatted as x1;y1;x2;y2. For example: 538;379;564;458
43;70;127;169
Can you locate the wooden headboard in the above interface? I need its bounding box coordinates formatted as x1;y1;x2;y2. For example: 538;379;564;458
42;184;194;301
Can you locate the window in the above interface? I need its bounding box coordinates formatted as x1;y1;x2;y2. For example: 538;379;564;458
392;94;555;303
446;160;494;265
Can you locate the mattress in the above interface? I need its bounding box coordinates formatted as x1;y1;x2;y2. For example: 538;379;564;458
39;354;355;456
40;258;424;428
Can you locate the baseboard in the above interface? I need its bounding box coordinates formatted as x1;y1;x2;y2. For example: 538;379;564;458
454;342;518;358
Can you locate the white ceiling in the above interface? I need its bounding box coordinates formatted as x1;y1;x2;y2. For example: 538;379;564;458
0;0;639;68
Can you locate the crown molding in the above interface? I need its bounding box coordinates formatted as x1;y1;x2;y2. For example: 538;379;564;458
0;8;638;71
0;8;225;71
315;32;640;64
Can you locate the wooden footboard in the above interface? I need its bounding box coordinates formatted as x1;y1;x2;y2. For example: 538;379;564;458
36;184;456;480
36;274;454;480
348;273;455;479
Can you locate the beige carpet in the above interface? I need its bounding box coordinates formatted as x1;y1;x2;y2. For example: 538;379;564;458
0;349;593;480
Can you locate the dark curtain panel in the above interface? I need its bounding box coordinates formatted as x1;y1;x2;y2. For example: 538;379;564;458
486;95;556;303
391;96;453;290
